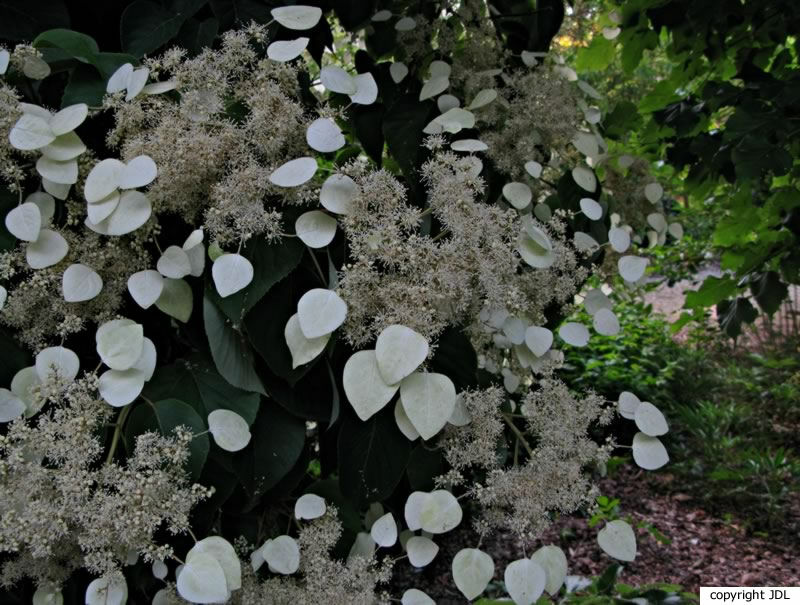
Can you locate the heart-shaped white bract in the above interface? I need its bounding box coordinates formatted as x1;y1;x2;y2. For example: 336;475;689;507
0;49;8;75
524;326;553;357
269;157;318;187
407;536;439;567
572;165;597;192
99;367;146;407
285;313;330;369
618;255;648;282
128;270;164;309
320;65;357;94
559;322;590;347
452;548;494;600
350;73;378;105
208;409;252;452
399;372;456;440
86;191;120;224
85;159;126;203
35;346;80;383
395;16;416;31
531;545;568;596
580;198;603;220
423;108;475;135
632;432;669;469
603;26;621;39
183;234;205;277
295;493;326;520
597;519;637;562
151;559;168;580
450;139;488;154
96;318;144;371
618;391;640;419
0;285;5;310
49;104;88;136
502;182;532;209
419;76;449;101
262;535;300;575
306;117;345;153
346;532;375;564
428;60;451;78
188;536;242;592
107;63;134;93
42;177;70;200
634;401;668;436
297;288;347;338
371;9;392;21
8;114;55;151
583;288;612;315
644;182;663;203
608;226;631;253
267;37;310;62
402;589;434;605
26;229;68;269
525;160;543;178
437;94;460;113
271;5;322;30
35;156;78;185
118;155;157;189
142;80;177;95
394;399;419;440
86;190;152;236
505;558;546;605
32;587;63;605
85;576;128;605
448;394;471;426
574;231;600;252
6;202;42;242
573;131;600;158
419;489;462;534
26;192;55;224
212;253;254;298
342;350;399;421
669;222;684;239
389;62;408;83
0;389;25;423
370;512;397;547
177;552;229;604
647;212;667;234
295;210;337;248
11;366;42;416
518;221;554;269
62;263;103;302
592;308;620;336
320;173;358;215
375;324;429;386
404;491;428;531
125;68;149;101
467;88;497;110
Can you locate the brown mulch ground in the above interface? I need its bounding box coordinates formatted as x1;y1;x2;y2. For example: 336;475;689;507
391;466;800;602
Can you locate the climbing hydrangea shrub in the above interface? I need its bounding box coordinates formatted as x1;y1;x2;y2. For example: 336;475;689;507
0;2;672;603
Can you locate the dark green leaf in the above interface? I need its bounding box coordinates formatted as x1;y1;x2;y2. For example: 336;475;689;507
143;354;260;424
61;63;106;107
751;271;788;315
596;564;622;594
338;408;412;507
406;444;444;491
121;0;203;57
352;104;385;166
383;96;433;182
575;35;615;72
0;0;70;41
234;399;305;496
203;295;265;395
430;327;478;391
0;329;30;386
683;276;738;309
731;135;792;180
208;0;272;29
33;29;98;63
717;297;758;339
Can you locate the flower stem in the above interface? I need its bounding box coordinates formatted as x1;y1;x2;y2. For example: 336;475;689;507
105;405;132;465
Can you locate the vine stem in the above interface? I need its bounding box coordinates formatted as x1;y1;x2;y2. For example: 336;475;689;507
502;413;534;457
105;405;132;465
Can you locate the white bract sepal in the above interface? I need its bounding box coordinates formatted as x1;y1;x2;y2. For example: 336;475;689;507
632;432;669;469
176;552;228;604
399;372;456;440
118;155;157;189
505;558;546;605
592;308;620;336
26;192;55;224
342;350;398;421
389;62;408;83
559;322;590;347
262;535;300;574
370;512;397;547
531;545;568;596
85;576;128;605
157;245;191;279
271;5;322;30
401;589;434;605
320;66;357;94
518;221;554;269
85;159;125;203
572;165;597;192
128;270;164;309
350;73;378;105
419;489;462;534
502;182;532;209
406;536;438;567
0;50;8;75
295;210;337;248
297;288;347;338
269;157;318;187
452;548;494;600
618;255;648;282
467;88;497;109
208;409;252;452
6;202;42;242
395;16;416;31
295;493;326;520
394;400;420;440
644;182;663;203
320;173;358;215
419;76;449;101
96;318;144;370
524;326;553;357
306;117;345;153
404;491;428;531
597;519;637;561
99;368;146;407
212;253;254;298
35;156;78;185
62;263;103;302
618;391;641;420
267;37;309;62
11;366;41;417
609;226;631;253
0;389;25;423
580;198;603;220
448;394;471;426
525;160;543;178
634;401;668;436
375;324;429;385
86;191;120;224
107;63;133;93
285;313;330;369
35;346;79;382
32;587;63;605
9;114;55;151
26;229;68;269
188;536;242;592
